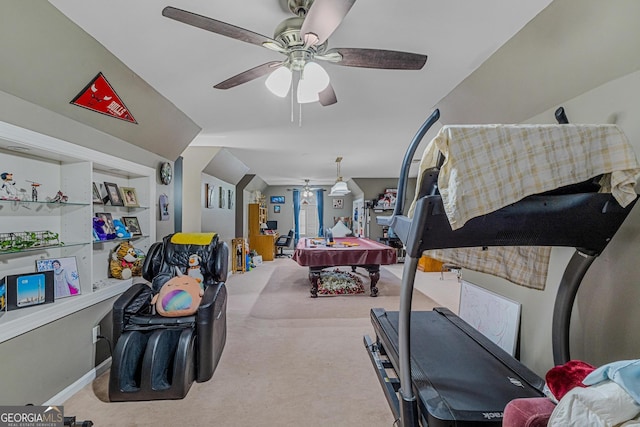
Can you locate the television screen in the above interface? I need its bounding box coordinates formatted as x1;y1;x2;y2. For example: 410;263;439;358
266;220;278;230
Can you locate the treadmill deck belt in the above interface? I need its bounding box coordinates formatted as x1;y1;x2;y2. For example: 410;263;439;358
370;307;545;425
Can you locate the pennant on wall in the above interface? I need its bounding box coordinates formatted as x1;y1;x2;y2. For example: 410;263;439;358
70;72;137;123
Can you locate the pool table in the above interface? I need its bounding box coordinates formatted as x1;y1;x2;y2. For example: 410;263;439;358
292;237;397;297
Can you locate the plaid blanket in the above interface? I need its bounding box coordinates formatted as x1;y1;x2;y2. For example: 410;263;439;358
412;124;639;290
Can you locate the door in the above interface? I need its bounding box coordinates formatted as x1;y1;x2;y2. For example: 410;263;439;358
299;203;319;237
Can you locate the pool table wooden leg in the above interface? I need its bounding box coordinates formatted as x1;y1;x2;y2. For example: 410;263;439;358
309;270;321;298
367;266;380;297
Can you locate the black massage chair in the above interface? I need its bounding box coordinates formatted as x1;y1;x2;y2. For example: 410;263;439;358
109;232;228;401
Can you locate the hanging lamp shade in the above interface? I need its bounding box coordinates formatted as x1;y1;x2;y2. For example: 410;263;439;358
328;157;350;196
297;62;330;104
265;67;292;97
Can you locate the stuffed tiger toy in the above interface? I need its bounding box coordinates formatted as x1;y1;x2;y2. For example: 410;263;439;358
109;241;143;280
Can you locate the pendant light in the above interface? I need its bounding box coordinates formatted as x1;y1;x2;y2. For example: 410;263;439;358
329;157;350;196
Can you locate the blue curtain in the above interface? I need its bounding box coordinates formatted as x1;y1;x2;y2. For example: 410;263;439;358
293;189;300;245
316;189;324;237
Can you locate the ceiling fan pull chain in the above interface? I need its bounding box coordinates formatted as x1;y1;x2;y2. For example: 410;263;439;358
299;102;303;127
290;76;294;123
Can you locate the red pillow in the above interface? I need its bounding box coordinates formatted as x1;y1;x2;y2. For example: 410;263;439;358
545;360;596;401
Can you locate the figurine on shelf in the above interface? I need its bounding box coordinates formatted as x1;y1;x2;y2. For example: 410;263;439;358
26;181;41;201
0;172;19;200
47;190;68;203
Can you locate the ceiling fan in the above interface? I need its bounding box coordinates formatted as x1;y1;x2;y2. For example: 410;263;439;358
162;0;428;106
287;179;323;203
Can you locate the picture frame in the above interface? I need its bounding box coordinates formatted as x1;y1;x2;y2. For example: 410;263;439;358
333;198;344;209
122;216;142;236
95;212;116;237
92;182;103;204
159;194;170;221
104;181;124;206
120;186;139;207
228;189;233;209
0;281;6;316
219;186;226;209
274;205;281;213
35;257;81;299
4;271;54;310
270;195;285;204
204;182;216;209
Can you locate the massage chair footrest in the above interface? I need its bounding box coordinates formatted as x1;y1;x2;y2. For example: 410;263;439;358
109;328;196;401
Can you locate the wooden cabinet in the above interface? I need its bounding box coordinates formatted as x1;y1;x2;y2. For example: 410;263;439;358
248;203;266;236
0;120;156;343
248;203;276;261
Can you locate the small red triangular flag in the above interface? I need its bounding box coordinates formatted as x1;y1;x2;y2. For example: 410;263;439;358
71;72;137;123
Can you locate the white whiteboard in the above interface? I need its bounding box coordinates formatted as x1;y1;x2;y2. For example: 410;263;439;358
458;280;521;356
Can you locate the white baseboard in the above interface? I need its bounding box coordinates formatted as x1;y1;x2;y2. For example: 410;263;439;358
44;358;111;405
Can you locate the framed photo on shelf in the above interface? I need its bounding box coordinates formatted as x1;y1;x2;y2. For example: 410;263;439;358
122;216;142;236
4;271;54;310
274;205;281;213
35;256;81;299
92;182;103;204
104;182;124;206
120;186;139;207
0;281;6;317
270;195;285;204
95;212;116;236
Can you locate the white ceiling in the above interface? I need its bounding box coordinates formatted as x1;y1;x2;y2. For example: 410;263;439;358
48;0;553;186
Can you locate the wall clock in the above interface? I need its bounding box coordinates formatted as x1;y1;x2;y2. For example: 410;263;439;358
159;162;172;185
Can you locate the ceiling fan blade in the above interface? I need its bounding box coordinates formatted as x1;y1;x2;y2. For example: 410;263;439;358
318;84;337;106
324;47;427;70
300;0;356;46
162;6;279;48
214;62;283;89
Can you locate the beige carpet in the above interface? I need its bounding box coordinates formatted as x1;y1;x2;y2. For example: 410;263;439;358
250;259;437;320
62;259;438;426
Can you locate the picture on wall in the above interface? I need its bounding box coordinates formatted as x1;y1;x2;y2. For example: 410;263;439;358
270;196;285;204
274;205;281;213
228;189;233;209
205;183;215;208
333;198;344;209
219;186;226;209
159;194;170;221
35;257;81;299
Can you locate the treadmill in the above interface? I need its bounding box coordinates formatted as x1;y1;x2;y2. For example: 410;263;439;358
364;108;638;426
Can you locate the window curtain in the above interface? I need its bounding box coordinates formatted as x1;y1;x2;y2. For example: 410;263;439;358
293;189;300;245
316;189;324;237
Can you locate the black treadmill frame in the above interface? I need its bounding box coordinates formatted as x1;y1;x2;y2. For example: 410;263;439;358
369;108;638;426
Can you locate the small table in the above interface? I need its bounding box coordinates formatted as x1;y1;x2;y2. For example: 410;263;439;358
292;237;397;297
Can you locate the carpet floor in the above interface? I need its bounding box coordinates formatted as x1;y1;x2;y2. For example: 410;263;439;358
62;258;439;426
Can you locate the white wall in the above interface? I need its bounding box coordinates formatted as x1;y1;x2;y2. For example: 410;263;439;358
463;69;640;376
201;172;236;244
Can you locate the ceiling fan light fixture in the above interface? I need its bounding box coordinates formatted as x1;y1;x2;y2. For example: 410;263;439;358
265;66;292;97
297;62;330;103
